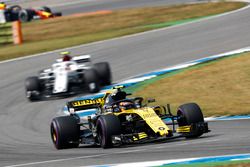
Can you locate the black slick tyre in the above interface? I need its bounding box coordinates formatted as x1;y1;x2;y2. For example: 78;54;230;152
84;69;100;93
94;62;112;85
96;115;121;148
50;116;80;149
25;76;41;101
177;103;204;138
7;5;22;21
18;9;33;22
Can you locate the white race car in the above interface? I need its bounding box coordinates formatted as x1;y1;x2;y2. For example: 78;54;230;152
25;53;112;101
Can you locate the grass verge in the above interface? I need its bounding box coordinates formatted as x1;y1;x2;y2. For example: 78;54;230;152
132;52;250;117
159;160;250;167
0;2;246;61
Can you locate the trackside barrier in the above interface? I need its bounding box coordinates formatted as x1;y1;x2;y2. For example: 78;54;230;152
0;21;23;45
12;21;23;44
0;22;12;44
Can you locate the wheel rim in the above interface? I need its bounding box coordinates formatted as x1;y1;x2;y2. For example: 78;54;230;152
89;83;96;91
51;122;59;147
97;121;107;147
20;13;27;21
52;131;57;143
97;129;104;146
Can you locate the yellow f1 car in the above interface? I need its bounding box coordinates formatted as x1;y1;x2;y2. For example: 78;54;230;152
50;86;210;149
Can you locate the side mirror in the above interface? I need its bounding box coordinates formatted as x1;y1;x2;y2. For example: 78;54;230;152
147;98;156;103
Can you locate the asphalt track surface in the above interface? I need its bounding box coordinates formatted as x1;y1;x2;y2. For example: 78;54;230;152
52;0;202;15
1;1;250;167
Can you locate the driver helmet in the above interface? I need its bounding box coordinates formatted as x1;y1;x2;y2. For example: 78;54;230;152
61;51;72;61
0;2;6;10
111;89;127;101
119;101;134;110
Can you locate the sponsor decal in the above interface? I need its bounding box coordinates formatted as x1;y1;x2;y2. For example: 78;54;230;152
70;98;104;107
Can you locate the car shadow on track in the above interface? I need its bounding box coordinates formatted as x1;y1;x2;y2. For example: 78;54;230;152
76;133;220;150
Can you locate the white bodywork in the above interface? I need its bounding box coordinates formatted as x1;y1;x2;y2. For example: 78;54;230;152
39;55;92;94
0;10;6;23
52;61;77;93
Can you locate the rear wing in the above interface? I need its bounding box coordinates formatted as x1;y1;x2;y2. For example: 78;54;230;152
56;55;91;63
66;85;126;112
72;55;91;63
67;97;105;112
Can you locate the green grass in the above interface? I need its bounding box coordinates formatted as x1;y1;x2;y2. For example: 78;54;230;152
158;160;250;167
132;52;250;117
0;2;246;61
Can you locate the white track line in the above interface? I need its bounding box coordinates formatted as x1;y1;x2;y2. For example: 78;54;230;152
90;153;250;167
4;153;109;167
3;148;150;167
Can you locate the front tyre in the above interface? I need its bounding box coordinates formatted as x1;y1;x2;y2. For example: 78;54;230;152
96;115;121;148
18;9;33;22
50;116;80;149
177;103;205;138
84;69;100;93
25;76;41;101
94;62;112;86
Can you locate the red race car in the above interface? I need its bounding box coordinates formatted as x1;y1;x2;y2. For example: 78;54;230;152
4;5;62;22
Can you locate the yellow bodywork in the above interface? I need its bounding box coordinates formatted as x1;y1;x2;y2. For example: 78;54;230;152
113;107;170;136
68;86;193;140
176;126;191;133
133;132;148;141
71;98;104;107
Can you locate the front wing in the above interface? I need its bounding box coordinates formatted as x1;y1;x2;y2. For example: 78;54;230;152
111;122;209;145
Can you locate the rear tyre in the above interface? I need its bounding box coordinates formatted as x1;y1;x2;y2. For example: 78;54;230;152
25;76;41;101
18;9;33;22
6;5;22;21
96;115;121;148
94;62;112;85
84;69;100;93
177;103;204;138
50;116;80;149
